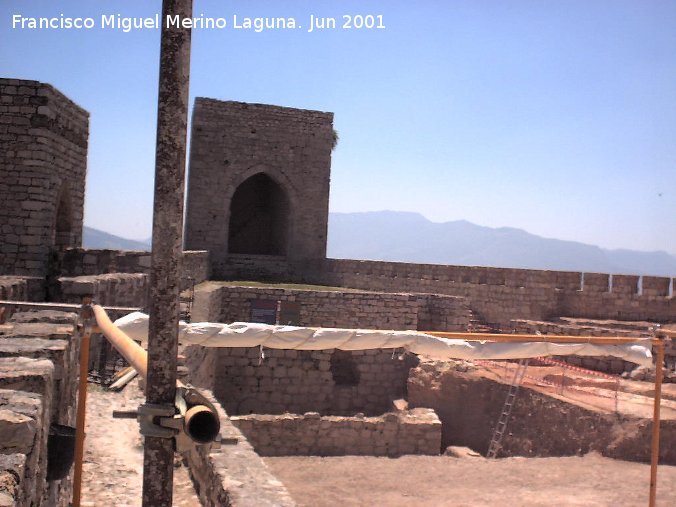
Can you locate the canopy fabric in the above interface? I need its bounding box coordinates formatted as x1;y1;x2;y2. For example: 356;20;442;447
114;312;653;367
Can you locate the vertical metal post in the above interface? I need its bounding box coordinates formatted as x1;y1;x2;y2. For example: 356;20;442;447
72;301;93;507
648;338;665;507
143;1;192;506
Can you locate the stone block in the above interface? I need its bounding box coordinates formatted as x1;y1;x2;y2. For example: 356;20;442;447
0;453;26;507
0;409;37;454
0;357;54;397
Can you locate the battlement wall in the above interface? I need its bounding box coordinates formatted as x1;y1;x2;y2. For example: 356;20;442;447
52;248;209;292
0;310;81;506
291;258;675;325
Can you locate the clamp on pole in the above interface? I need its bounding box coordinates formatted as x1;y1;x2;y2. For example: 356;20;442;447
114;383;225;453
77;297;95;337
137;403;181;440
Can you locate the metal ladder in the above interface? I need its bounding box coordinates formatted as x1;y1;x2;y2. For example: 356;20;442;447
486;358;530;458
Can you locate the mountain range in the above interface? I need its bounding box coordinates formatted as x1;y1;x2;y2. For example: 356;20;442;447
83;226;150;251
327;211;676;277
83;212;676;277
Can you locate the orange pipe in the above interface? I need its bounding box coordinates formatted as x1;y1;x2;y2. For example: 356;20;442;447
91;304;220;444
92;305;148;379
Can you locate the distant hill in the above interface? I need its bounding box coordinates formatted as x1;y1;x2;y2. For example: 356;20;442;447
327;211;676;277
83;226;150;251
83;214;676;277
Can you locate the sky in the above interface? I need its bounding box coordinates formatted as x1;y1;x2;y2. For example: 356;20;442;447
1;0;675;254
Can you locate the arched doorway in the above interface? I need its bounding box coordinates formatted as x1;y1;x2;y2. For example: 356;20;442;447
54;186;73;249
228;173;290;256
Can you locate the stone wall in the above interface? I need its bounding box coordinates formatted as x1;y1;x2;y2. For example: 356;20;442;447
54;249;151;277
182;389;295;507
231;409;441;457
0;78;89;278
185;99;334;276
184;346;418;417
215;254;294;283
191;283;471;332
52;248;209;291
181;250;211;290
56;273;148;308
295;259;675;326
0;310;81;506
0;276;28;303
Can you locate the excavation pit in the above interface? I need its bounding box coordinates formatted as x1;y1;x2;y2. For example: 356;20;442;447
184;344;676;464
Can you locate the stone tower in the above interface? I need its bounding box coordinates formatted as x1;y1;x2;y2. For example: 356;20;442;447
185;98;334;279
0;79;89;277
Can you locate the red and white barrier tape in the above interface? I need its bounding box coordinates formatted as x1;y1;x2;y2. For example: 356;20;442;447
534;356;619;381
475;358;620;409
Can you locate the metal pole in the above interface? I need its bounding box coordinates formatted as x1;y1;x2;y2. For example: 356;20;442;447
424;330;655;346
648;339;665;507
143;1;192;506
71;310;92;507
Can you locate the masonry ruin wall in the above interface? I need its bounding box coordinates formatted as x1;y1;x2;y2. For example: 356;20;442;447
231;409;441;457
0;79;88;279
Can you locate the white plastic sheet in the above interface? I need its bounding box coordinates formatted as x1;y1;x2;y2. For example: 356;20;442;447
114;312;653;367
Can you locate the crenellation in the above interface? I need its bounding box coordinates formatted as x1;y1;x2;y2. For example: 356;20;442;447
612;274;640;295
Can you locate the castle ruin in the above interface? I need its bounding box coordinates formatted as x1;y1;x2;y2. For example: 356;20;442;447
1;80;675;506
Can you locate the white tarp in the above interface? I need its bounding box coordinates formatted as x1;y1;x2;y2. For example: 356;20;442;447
114;312;653;367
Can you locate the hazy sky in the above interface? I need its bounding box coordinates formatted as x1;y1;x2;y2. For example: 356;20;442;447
2;1;675;253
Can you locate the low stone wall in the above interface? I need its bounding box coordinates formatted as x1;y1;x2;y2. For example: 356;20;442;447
183;389;295;507
56;273;149;308
52;248;210;291
54;249;150;276
0;276;27;300
215;254;294;283
0;310;81;506
191;283;471;332
181;250;211;290
231;409;441;457
185;345;419;417
0;276;47;305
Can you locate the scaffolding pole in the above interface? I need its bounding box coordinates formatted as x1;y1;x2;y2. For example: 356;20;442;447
649;336;665;507
143;1;192;505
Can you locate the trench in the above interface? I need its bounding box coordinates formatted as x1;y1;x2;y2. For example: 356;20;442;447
407;361;676;464
186;345;676;464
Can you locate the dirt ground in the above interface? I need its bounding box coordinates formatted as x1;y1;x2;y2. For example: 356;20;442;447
80;379;199;507
77;365;676;506
265;454;676;507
